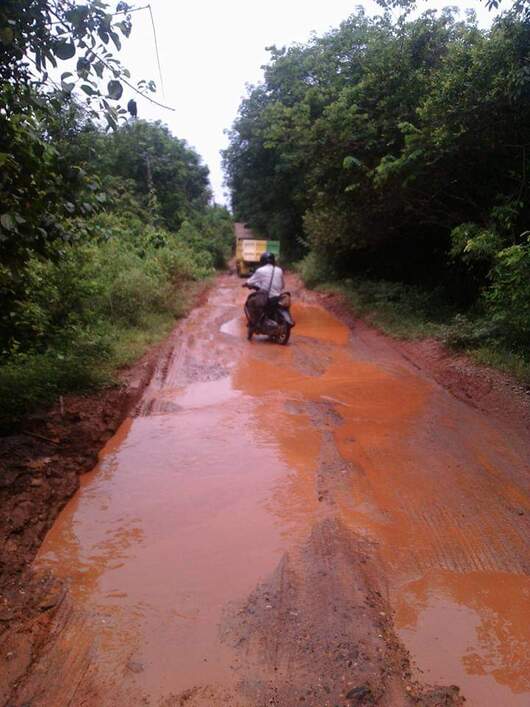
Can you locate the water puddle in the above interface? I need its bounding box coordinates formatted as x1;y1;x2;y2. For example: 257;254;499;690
395;570;530;705
37;386;318;695
32;286;530;705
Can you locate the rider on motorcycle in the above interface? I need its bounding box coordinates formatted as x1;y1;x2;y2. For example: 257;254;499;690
245;251;284;298
242;252;285;330
242;252;294;343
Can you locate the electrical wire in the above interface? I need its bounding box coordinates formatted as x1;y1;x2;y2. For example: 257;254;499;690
87;45;174;111
47;4;174;111
48;0;166;97
48;5;150;25
147;4;165;98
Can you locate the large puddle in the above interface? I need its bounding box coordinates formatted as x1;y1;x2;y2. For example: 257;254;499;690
33;285;530;705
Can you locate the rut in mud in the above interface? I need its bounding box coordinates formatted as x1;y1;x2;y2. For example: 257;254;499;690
3;274;529;707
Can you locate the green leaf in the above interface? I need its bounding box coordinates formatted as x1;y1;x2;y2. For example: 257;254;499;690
107;80;123;100
76;57;91;75
115;20;132;38
81;84;97;96
53;41;76;60
44;48;58;68
0;27;14;45
343;156;362;169
65;6;90;30
106;113;118;130
61;78;76;93
1;214;15;231
109;30;121;51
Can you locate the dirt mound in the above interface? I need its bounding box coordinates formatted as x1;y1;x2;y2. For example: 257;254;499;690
222;518;464;706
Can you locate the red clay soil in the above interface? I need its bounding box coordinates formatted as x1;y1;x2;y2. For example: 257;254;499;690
0;338;165;682
310;287;530;443
0;273;528;706
0;286;213;703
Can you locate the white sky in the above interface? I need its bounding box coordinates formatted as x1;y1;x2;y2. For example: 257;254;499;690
119;0;499;204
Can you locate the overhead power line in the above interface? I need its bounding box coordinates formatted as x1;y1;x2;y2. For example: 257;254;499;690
90;45;174;111
147;4;165;98
47;3;172;110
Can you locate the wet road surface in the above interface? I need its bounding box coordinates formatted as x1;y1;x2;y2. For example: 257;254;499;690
17;275;530;706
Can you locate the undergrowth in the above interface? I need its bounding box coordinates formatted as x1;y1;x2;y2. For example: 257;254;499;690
0;211;230;429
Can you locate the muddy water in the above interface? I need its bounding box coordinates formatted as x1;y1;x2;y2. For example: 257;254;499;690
31;278;530;706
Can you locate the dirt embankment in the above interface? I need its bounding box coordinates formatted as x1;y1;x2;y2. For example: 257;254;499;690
0;343;161;640
0;287;214;700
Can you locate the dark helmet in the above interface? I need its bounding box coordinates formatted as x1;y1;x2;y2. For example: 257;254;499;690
260;251;275;266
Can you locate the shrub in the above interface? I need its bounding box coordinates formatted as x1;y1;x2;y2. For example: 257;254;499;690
296;251;337;288
485;237;530;345
442;314;502;349
0;330;112;429
0;208;228;426
7;245;102;351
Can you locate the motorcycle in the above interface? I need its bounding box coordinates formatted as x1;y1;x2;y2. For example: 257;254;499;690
243;284;295;345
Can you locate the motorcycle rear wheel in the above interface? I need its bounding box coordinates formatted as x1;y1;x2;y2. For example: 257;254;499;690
274;323;291;345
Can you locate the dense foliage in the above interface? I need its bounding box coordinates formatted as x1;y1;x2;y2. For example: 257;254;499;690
0;1;152;265
224;4;530;358
0;208;232;426
1;2;232;426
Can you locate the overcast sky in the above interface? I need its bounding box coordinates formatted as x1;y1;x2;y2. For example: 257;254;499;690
119;1;499;204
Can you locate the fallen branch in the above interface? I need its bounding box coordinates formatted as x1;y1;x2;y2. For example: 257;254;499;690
22;431;61;446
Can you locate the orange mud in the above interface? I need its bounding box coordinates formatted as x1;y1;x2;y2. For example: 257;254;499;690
10;275;529;706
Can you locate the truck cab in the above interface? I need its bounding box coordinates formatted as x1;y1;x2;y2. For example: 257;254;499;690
235;222;280;277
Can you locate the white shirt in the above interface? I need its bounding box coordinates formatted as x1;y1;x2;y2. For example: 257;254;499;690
246;264;285;298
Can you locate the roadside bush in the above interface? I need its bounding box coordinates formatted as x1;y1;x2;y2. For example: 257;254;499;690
105;267;168;326
485;237;530;345
0;210;225;427
442;314;502;350
176;208;234;270
305;274;529;381
155;245;213;282
0;331;112;427
311;277;452;339
295;252;337;288
7;245;102;351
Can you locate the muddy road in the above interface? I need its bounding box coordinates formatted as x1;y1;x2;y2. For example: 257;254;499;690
5;274;529;706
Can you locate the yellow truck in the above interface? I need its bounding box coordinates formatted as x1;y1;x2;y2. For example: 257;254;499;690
235;222;280;277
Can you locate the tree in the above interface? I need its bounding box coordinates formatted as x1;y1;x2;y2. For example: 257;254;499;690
0;1;149;127
0;1;154;262
224;4;530;341
0;1;151;347
92;120;211;230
